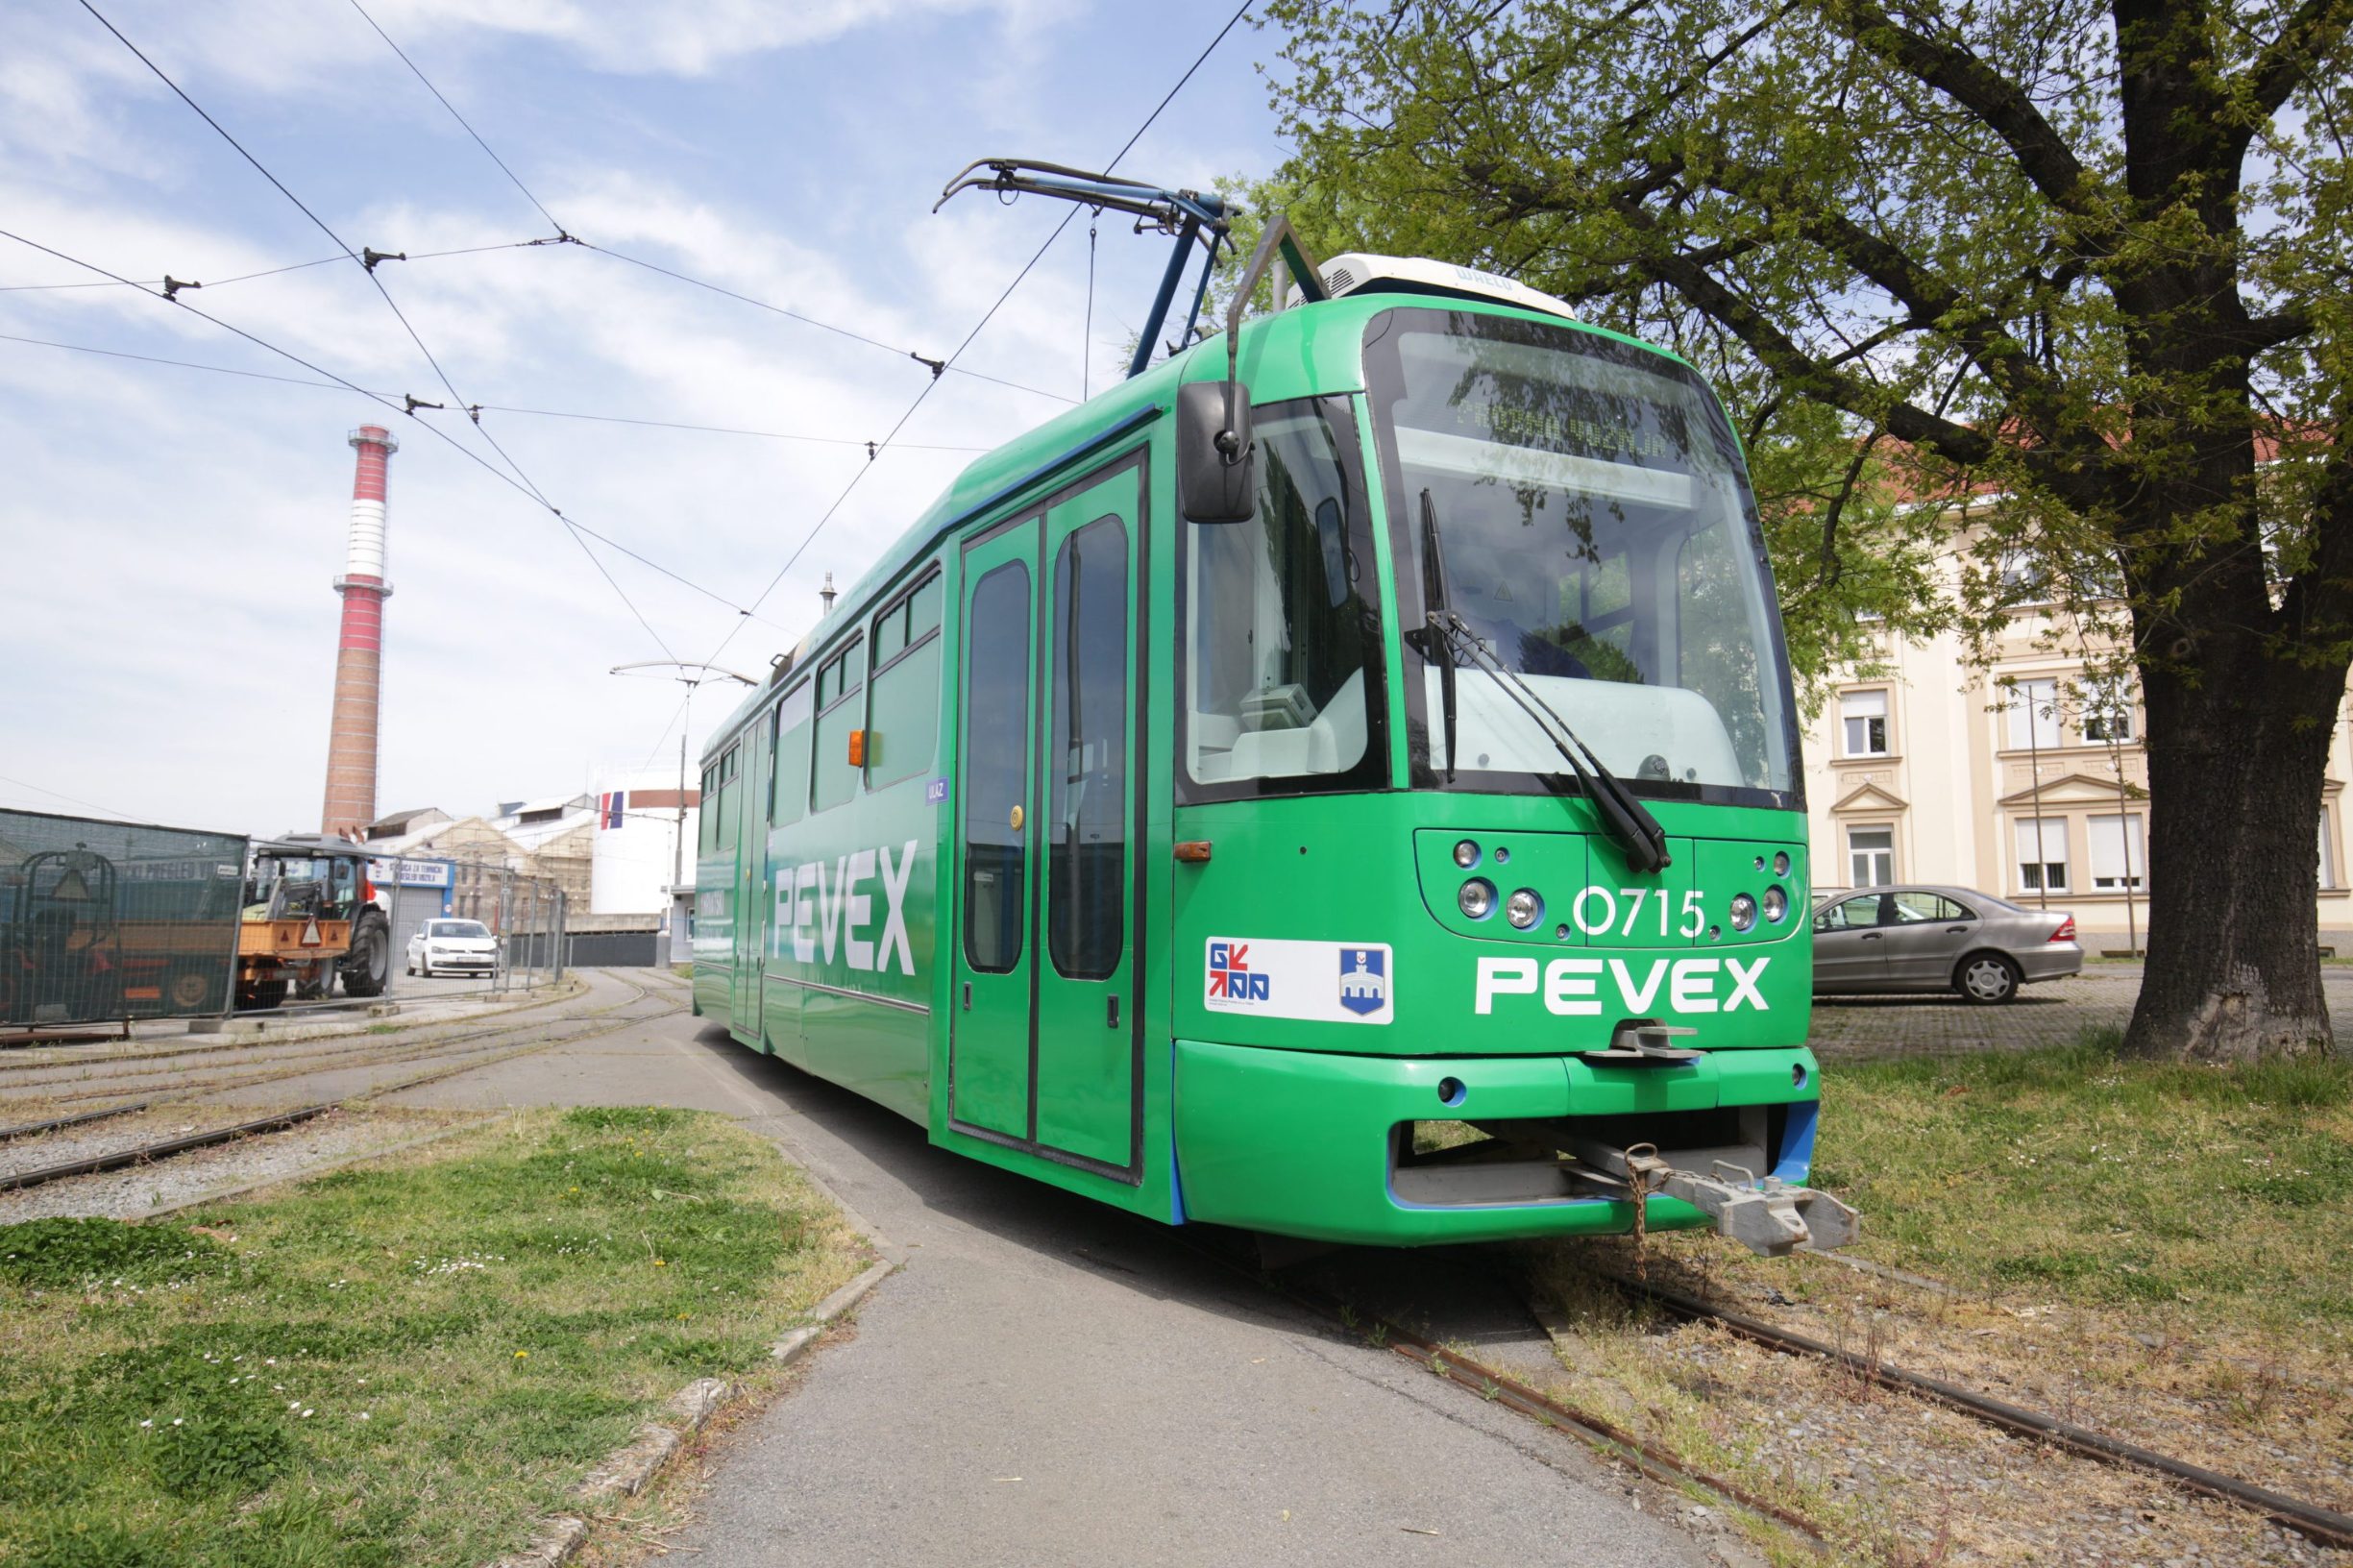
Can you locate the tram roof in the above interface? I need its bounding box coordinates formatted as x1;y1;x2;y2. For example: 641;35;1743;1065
699;291;1690;754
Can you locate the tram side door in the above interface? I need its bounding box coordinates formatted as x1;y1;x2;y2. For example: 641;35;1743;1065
950;461;1141;1174
950;522;1042;1140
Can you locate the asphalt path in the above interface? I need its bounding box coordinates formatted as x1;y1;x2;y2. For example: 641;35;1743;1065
388;972;1723;1567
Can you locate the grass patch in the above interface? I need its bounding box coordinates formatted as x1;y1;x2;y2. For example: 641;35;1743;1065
1814;1027;2353;1338
0;1108;867;1567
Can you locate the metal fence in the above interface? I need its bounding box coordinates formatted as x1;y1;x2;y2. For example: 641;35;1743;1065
0;808;249;1029
372;856;566;998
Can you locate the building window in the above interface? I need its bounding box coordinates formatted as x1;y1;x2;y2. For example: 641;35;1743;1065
2081;677;2135;743
2004;678;2062;750
2322;811;2339;892
1847;824;1894;887
2087;812;2145;891
2014;815;2070;892
1840;689;1889;758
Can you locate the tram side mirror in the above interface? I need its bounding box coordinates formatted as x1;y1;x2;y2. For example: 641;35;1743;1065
1178;380;1255;524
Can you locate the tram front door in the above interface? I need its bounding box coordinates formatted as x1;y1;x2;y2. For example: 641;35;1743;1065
948;459;1140;1177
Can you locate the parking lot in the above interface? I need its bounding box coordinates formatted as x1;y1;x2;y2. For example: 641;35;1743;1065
1809;961;2353;1061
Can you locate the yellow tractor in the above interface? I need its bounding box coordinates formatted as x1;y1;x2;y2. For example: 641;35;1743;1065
235;837;391;1009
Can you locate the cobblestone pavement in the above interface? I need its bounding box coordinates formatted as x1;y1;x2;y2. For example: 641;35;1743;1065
1808;962;2353;1062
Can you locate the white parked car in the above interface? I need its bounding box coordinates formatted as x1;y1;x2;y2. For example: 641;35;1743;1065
405;919;498;978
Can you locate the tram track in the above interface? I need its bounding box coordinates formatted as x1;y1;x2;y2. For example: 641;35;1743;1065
1604;1272;2353;1552
0;974;684;1196
0;978;628;1115
1199;1229;2353;1556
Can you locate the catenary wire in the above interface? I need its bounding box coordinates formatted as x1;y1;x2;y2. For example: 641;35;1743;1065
700;0;1254;674
0;772;136;821
329;0;1079;413
0;229;789;640
576;243;1079;406
77;0;560;514
72;2;719;654
0;238;563;294
345;0;570;237
0;332;994;452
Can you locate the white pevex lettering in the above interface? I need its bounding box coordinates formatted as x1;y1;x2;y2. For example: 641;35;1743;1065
1475;956;1539;1015
792;863;819;963
1724;955;1770;1012
843;848;876;971
1670;957;1720;1014
816;859;844;962
1608;958;1669;1014
1544;958;1603;1016
876;840;917;976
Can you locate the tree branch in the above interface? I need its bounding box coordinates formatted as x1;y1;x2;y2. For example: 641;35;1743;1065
1821;0;2117;234
2243;0;2353;121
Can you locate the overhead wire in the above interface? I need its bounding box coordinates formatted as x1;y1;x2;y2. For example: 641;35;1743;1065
0;237;563;294
73;0;692;656
344;0;570;238
0;228;788;638
699;0;1255;675
0;331;994;452
577;242;1078;406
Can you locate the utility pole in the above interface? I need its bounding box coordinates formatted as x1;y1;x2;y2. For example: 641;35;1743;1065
610;661;760;965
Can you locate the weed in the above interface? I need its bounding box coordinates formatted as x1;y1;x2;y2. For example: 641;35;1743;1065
0;1219;230;1290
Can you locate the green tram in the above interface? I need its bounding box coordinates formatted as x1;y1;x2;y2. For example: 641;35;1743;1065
692;233;1854;1256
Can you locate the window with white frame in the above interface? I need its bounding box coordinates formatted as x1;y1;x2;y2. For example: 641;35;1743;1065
2087;813;2145;890
2014;815;2071;892
1847;824;1895;886
2081;676;2136;743
1841;688;1890;757
2005;678;2062;749
2322;812;2338;892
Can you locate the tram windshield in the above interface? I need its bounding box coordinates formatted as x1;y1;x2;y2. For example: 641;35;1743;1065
1366;309;1797;800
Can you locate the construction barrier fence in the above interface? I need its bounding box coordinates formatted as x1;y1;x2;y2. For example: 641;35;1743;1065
0;808;249;1029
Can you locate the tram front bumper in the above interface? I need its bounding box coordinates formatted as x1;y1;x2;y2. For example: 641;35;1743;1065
1171;1038;1825;1247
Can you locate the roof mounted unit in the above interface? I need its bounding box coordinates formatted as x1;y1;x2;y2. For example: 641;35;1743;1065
1291;253;1579;322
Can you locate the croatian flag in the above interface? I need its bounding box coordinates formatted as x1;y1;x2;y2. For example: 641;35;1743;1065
601;791;625;829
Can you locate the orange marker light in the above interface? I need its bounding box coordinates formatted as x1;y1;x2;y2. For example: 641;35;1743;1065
848;729;867;767
1173;841;1213;863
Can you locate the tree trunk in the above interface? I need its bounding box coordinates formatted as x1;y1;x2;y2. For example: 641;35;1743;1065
2125;649;2341;1062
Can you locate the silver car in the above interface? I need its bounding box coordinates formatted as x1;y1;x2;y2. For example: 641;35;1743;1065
1811;885;2083;1004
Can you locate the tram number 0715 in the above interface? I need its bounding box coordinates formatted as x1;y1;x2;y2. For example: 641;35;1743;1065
1568;887;1706;940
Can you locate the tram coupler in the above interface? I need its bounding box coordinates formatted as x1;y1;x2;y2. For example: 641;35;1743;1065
1576;1140;1861;1258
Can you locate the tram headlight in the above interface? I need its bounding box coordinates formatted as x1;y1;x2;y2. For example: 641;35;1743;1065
1453;839;1482;869
1762;886;1788;923
1506;888;1543;929
1772;851;1791;877
1458;878;1496;919
1729;893;1758;932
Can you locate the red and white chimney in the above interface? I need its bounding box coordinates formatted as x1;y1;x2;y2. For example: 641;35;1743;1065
320;424;397;839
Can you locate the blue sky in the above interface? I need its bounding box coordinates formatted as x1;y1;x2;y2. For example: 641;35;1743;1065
0;0;1287;835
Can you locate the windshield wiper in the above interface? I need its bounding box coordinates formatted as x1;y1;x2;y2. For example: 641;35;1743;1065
1415;489;1460;783
1414;490;1672;873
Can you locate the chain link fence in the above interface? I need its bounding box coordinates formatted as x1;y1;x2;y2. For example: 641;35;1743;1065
0;809;570;1033
0;808;249;1030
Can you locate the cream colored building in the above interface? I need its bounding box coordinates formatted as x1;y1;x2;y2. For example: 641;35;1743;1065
1801;600;2353;949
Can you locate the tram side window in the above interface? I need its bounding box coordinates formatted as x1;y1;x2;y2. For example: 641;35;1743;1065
715;747;739;852
1184;398;1379;790
1049;517;1128;979
867;571;944;790
963;562;1031;973
811;640;865;813
699;767;715;852
771;681;813;827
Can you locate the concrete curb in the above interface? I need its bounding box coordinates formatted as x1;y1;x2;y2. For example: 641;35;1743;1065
478;1146;906;1568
